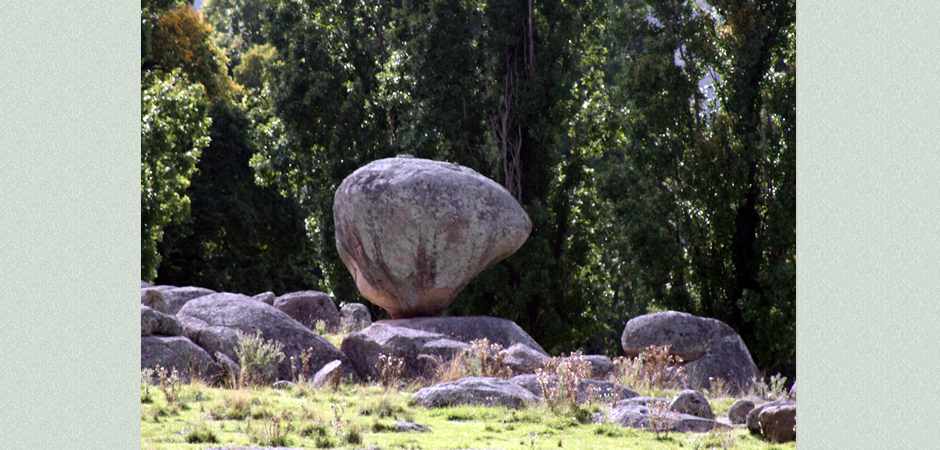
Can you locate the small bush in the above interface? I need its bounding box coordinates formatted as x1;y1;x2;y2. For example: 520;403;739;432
235;330;286;386
433;338;513;383
647;399;672;440
185;424;218;443
154;365;183;404
748;373;788;400
314;435;336;448
300;422;329;438
612;345;687;394
343;426;363;445
377;354;405;390
250;415;290;447
358;396;405;418
537;352;592;411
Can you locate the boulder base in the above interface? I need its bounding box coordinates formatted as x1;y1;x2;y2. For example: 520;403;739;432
412;377;538;408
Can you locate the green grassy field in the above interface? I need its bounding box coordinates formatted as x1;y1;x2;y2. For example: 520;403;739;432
141;381;795;450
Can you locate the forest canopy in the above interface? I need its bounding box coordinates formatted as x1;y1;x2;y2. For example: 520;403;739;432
141;0;795;376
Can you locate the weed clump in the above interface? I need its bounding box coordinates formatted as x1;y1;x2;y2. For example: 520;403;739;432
235;330;285;386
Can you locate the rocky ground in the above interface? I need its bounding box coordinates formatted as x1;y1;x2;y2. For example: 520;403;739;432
141;282;796;449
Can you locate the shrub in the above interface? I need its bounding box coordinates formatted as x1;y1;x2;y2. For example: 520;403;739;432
749;373;788;400
250;414;290;447
612;345;687;394
536;351;592;411
342;426;363;445
235;330;285;386
646;398;672;440
155;365;183;404
432;338;513;383
141;368;155;403
377;354;405;390
358;396;405;418
184;424;218;443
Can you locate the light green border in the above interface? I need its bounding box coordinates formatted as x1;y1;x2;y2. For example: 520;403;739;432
0;1;139;448
797;1;940;449
1;0;938;448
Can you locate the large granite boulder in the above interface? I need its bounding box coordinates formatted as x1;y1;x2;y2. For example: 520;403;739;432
177;293;352;381
252;291;276;305
340;316;545;380
606;401;729;433
273;291;341;331
141;335;219;382
412;377;539;408
141;305;182;336
334;156;532;318
621;311;758;393
340;303;372;332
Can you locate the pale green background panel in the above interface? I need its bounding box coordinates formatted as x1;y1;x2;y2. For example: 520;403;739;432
1;0;940;448
798;1;940;449
0;1;139;449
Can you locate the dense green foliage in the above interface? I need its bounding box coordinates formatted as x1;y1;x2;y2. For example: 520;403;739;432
143;0;794;375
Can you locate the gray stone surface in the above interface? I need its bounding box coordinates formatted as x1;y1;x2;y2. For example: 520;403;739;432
311;359;346;387
340;303;372;332
273;290;341;331
607;402;729;433
412;377;539;408
509;374;638;404
757;403;796;442
583;355;614;379
621;311;758;393
502;343;548;374
746;399;793;435
141;335;218;382
341;316;544;381
141;305;182;336
159;286;216;314
178;292;352;381
334;157;531;318
728;399;755;424
252;291;276;305
669;390;714;419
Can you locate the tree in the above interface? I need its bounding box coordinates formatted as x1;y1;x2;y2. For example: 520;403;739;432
141;69;212;280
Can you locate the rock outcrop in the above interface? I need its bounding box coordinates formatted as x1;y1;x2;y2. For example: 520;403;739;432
177;293;351;380
141;335;219;382
340;303;372;332
334;156;531;318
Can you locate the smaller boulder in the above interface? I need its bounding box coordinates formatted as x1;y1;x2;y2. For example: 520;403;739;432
394;421;430;433
412;377;538;409
141;335;218;382
669;390;714;419
502;344;548;374
159;286;216;314
607;402;729;433
583;355;614;379
340;303;372;332
141;305;182;336
273;381;296;390
274;291;341;331
758;403;796;442
311;360;346;388
728;399;755;425
509;374;638;404
746;400;793;435
140;288;171;314
252;292;276;305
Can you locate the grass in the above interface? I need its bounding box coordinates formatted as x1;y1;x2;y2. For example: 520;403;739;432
142;380;795;450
